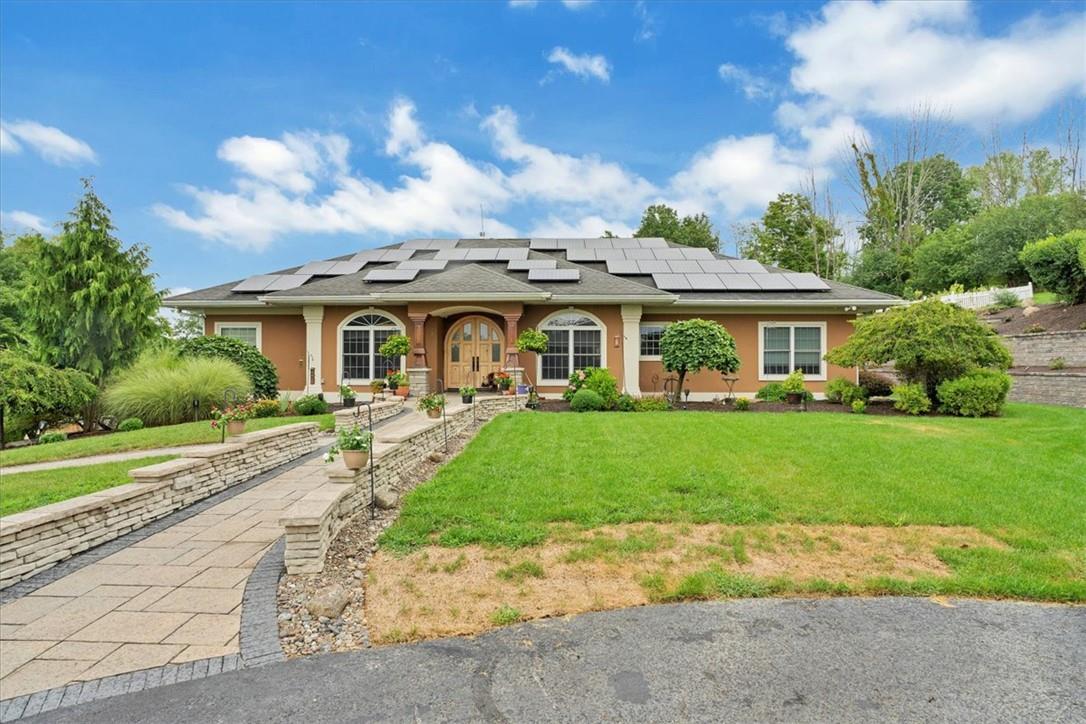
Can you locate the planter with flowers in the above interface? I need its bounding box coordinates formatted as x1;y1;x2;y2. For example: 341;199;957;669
417;392;445;419
378;335;412;396
459;385;476;404
782;370;807;405
339;383;356;408
325;425;374;470
496;371;514;396
369;378;386;398
385;370;408;398
210;401;256;436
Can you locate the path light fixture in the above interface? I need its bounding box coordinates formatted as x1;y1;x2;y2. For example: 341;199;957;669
192;398;201;423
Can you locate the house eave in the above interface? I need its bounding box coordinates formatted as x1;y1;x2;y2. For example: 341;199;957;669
162;299;269;309
669;297;903;309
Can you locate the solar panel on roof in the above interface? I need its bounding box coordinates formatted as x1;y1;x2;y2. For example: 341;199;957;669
610;239;638;249
495;248;530;261
651;248;686;260
565;248;598;262
507;259;557;270
351;249;384;262
554;239;585;249
400;239;458;249
326;260;367;275
729;259;766;274
396;259;449;270
265;274;312;291
528;268;580;282
635;260;671;274
464;248;500;261
782;272;830;291
231;274;280;292
751;273;796;290
698;259;736;273
686;274;726;290
295;261;338;276
596;249;628;261
624;248;655;260
651;273;692;290
364;268;420;282
717;273;760;290
633;237;669;248
605;259;641;275
434;248;469;260
584;239;612;249
529;238;559;249
666;261;703;273
379;249;415;262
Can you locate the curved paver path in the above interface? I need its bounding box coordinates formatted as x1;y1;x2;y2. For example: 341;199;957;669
11;597;1086;723
1;447;211;475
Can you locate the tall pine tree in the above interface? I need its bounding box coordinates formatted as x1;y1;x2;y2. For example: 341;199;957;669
24;179;163;383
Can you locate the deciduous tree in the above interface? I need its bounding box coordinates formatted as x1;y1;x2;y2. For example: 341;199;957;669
635;204;720;252
659;319;739;400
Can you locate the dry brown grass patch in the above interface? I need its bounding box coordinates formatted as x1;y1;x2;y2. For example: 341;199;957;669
365;523;1001;643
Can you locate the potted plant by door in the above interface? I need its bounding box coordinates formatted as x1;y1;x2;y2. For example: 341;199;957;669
459;385;476;404
417;392;445;419
385;370;408;398
378;335;412;395
496;371;514;396
369;378;386;399
325;425;374;470
339;384;356;408
782;370;807;406
210;401;255;436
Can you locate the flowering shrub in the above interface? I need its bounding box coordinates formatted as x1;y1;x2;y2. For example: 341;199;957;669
210;401;255;429
733;397;751;411
495;371;513;390
416;392;445;413
563;367;618;408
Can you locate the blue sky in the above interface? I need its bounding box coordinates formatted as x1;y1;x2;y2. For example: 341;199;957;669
1;0;1084;295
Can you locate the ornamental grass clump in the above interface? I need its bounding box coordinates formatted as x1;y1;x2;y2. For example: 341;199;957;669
103;348;251;426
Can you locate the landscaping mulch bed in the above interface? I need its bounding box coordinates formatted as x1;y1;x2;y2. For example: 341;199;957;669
275;423;481;658
981;302;1086;334
537;398;916;416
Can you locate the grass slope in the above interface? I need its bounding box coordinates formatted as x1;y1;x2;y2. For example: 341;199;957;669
0;414;334;467
382;403;1085;601
1;455;176;516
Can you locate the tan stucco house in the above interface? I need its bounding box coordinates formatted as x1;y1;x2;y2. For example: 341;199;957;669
164;237;901;400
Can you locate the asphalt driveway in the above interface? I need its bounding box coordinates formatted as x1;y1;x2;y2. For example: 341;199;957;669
25;597;1086;723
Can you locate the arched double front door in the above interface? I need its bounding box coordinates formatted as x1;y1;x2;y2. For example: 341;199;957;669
444;315;505;390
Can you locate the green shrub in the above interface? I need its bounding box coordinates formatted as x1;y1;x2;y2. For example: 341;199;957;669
892;383;931;415
251;399;281;418
781;370;805;395
563;367;619;408
570;388;605;412
937;369;1012;417
377;334;411;358
755;382;786;402
1019;230;1086;303
826;377;867;405
103;349;252;426
633;396;671;412
850;399;866;414
38;431;68;444
0;349;99;437
178;335;279;399
733;397;751;411
990;289;1022;311
858;369;894;397
117;417;144;432
293;394;330;415
1049;357;1066;371
616;394;636;412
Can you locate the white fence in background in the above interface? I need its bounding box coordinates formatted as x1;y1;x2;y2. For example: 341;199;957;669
940;283;1033;309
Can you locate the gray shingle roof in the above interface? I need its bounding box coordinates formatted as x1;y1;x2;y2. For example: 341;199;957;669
165;238;900;307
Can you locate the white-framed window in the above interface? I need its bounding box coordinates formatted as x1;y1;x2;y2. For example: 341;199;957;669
757;322;826;380
340;313;403;383
639;324;666;359
214;322;262;350
538;310;605;383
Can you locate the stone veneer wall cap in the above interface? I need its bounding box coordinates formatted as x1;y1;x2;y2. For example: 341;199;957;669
129;457;204;480
181;443;247;458
233;422;319;443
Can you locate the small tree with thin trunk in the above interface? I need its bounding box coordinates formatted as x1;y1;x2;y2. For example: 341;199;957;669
516;328;548;389
660;319;740;401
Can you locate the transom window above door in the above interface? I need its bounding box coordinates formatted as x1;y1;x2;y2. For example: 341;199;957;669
759;322;825;380
341;313;403;382
540;312;603;383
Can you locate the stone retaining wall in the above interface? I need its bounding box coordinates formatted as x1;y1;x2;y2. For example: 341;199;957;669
281;396;523;574
1002;330;1086;368
0;423;319;589
332;398;405;432
1008;371;1086;408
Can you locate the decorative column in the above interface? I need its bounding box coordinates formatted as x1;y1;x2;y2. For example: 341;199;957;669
620;304;643;397
406;312;430;396
503;312;523;388
302;305;324;395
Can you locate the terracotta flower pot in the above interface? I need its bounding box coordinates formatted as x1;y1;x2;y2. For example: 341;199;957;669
785;392;803;405
398;385;410;398
502;387;514;396
426;408;442;419
342;450;369;470
226;420;246;436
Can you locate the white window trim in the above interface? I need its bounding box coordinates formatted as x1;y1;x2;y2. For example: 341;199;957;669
335;308;407;385
214;321;262;351
536;308;607;384
757;321;827;381
638;323;668;361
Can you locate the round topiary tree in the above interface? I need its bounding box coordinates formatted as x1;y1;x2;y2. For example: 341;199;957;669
516;328;548;387
178;335;279;399
659;319;740;400
377;334;411;359
826;298;1012;402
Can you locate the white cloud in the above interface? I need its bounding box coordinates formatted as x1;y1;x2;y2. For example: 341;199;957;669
0;120;97;165
529;214;634;238
508;0;537;7
482;106;655;214
217;132;347;194
0;210;49;234
786;0;1086;125
545;47;611;83
634;1;656;42
385;98;425;156
718;63;775;100
561;0;594;9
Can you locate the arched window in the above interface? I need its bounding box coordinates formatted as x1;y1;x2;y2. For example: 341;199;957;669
341;313;402;381
539;311;604;382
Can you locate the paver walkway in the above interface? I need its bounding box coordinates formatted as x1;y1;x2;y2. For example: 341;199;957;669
1;447;210;475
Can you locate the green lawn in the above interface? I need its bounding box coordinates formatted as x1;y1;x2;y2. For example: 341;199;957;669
0;455;176;516
382;403;1086;601
1032;291;1059;305
0;414;334;467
